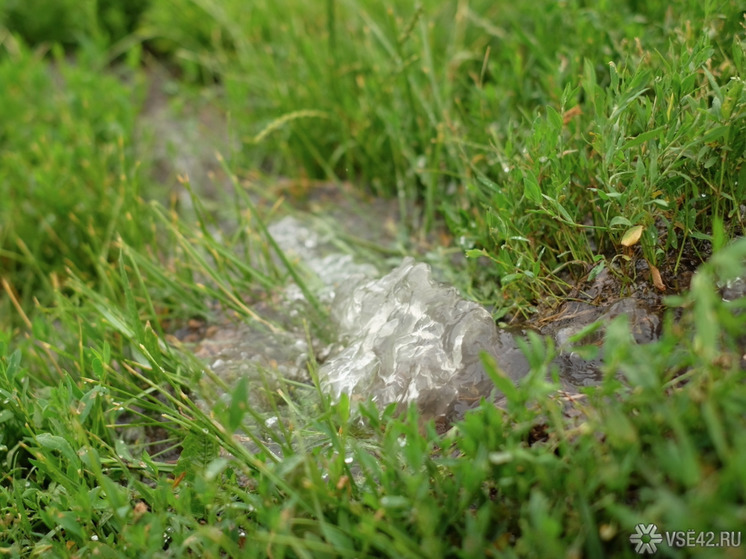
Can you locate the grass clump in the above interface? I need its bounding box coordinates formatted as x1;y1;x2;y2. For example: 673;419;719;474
132;0;746;303
0;0;149;46
0;0;745;557
2;234;745;556
0;41;153;314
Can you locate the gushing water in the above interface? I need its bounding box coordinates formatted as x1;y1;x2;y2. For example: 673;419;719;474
320;257;528;420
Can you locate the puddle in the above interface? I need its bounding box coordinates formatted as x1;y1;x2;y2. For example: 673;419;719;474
531;267;663;390
721;275;746;302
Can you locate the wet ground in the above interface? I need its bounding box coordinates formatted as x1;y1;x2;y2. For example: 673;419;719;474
135;63;727;433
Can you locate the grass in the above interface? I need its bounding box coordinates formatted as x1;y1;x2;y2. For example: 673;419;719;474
1;0;745;557
138;0;746;303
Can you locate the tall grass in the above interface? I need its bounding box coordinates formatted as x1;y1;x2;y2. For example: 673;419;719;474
134;0;746;304
0;40;152;315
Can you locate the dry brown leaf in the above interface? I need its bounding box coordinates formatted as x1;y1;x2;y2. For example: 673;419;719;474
650;263;666;291
562;105;583;125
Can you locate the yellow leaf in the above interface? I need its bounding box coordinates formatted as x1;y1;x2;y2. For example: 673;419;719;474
621;225;644;247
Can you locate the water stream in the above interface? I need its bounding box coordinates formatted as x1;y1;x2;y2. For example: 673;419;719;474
193;211;666;425
138;75;666;424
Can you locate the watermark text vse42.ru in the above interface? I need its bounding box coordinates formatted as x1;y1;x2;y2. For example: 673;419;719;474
630;524;741;554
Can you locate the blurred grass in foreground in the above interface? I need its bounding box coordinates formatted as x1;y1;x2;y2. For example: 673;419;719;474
1;193;744;556
2;0;745;305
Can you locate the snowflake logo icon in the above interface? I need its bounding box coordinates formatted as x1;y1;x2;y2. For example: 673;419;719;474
630;523;663;554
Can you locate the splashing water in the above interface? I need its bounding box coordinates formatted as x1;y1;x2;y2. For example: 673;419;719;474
320;257;529;420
